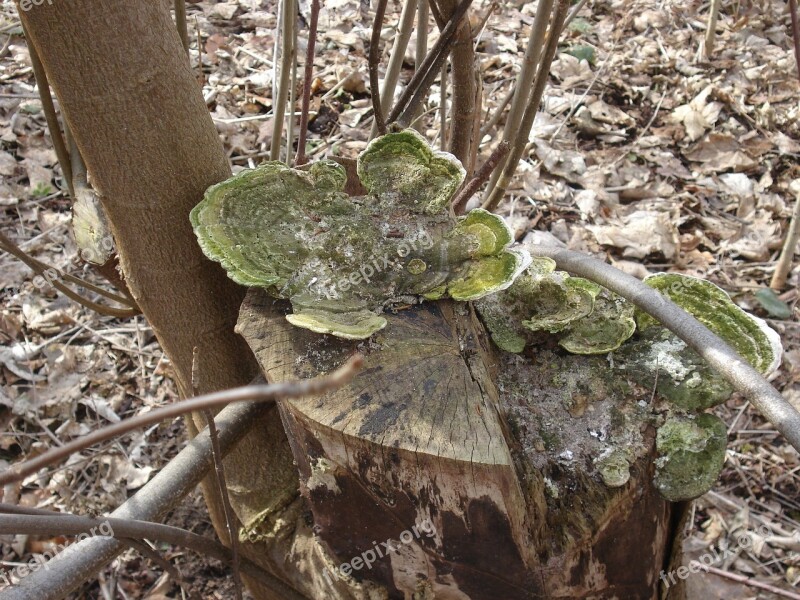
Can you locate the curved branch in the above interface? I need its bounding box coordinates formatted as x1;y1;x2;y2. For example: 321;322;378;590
0;355;362;486
0;512;299;598
0;400;294;600
529;245;800;453
0;232;140;318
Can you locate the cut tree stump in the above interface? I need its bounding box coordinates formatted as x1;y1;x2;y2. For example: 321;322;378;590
233;289;685;599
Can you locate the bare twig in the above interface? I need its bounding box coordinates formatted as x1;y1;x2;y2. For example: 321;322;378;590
0;355;362;486
482;0;568;212
192;348;243;600
704;0;722;58
437;0;479;174
703;565;800;600
370;0;418;139
174;0;190;56
270;0;296;160
413;0;429;132
770;184;800;290
0;232;140;318
387;0;473;126
369;0;390;136
295;0;320;166
0;401;278;600
563;0;589;30
485;0;554;196
286;6;299;163
21;21;73;197
478;84;514;139
0;511;295;598
452;141;509;214
528;246;800;454
439;61;448;147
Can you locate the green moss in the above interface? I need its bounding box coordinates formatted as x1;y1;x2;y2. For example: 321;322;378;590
653;413;727;502
639;273;782;375
191;130;531;339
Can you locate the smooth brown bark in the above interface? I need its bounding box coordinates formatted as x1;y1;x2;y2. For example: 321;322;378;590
435;0;479;176
18;3;275;595
18;0;257;397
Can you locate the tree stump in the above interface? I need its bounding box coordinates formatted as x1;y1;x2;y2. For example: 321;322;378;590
234;289;682;599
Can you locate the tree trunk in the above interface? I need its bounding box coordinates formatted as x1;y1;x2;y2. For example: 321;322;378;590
18;0;256;397
16;3;288;594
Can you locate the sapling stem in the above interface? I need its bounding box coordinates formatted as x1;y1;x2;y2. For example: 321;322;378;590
295;0;320;166
369;0;390;135
370;0;418;139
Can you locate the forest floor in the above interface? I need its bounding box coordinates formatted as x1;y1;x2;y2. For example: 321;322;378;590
0;0;799;598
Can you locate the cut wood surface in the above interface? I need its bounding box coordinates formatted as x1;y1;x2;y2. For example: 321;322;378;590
236;289;678;599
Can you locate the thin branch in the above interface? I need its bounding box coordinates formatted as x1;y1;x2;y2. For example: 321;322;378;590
21;21;73;198
0;232;140;318
295;0;320;166
563;0;589;30
0;401;277;600
451;141;509;214
285;3;299;164
370;0;418;139
485;0;554;196
270;0;296;161
438;0;479;174
192;348;243;600
413;0;429;133
0;506;196;599
704;565;800;600
0;355;362;486
767;0;800;289
528;245;800;454
174;0;190;56
482;0;569;212
478;83;514;139
387;0;473;126
369;0;390;136
704;0;722;59
439;61;448;147
0;512;298;598
770;185;800;290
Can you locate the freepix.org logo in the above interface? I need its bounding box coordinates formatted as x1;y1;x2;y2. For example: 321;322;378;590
18;0;55;11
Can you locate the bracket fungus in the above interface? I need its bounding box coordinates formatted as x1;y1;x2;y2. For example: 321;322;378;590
191;130;529;339
653;413;728;502
475;258;634;354
477;268;782;501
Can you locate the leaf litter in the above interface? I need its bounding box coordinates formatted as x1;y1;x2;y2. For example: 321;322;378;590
0;0;799;596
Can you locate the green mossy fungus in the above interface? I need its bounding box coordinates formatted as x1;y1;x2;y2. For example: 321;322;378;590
191;130;530;339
